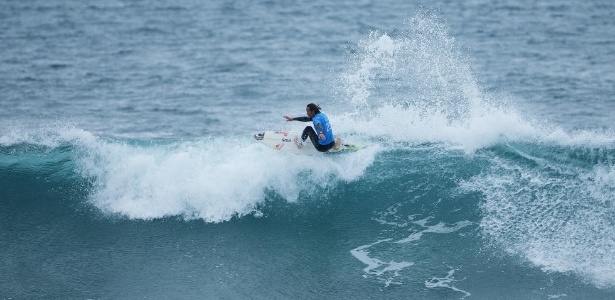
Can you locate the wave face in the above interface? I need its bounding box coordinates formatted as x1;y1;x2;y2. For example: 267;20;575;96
3;122;615;296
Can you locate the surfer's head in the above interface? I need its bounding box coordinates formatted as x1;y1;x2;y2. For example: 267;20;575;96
306;103;320;117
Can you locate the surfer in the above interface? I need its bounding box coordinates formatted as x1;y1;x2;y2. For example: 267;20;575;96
284;103;340;152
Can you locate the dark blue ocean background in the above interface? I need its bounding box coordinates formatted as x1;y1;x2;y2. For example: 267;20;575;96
2;0;615;299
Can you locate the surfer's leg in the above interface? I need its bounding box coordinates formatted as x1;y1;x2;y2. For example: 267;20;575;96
302;126;319;147
302;127;335;152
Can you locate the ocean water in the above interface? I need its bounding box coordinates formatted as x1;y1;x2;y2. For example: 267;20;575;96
2;0;615;299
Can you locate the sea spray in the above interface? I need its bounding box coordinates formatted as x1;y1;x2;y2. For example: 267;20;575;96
335;13;544;152
337;12;615;290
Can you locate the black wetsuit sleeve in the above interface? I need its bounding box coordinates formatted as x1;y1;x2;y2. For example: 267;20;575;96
293;117;312;122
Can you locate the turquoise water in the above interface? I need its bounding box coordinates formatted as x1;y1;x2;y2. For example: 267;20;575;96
2;0;615;299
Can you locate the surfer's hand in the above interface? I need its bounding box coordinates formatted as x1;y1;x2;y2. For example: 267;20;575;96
319;133;325;140
284;115;293;121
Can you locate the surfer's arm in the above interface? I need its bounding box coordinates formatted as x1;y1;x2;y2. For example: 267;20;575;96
284;116;312;122
315;123;325;140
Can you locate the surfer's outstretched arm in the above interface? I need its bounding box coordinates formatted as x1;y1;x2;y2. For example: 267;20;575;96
283;116;311;122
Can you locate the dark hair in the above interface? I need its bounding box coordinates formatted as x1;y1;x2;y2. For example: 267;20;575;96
307;103;320;113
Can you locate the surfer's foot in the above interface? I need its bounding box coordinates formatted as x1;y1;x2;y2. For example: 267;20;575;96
334;137;341;150
294;136;304;149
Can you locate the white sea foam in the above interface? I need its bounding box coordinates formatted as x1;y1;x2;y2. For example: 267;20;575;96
63;129;376;223
0;122;378;223
395;219;473;244
350;216;472;287
350;239;414;287
462;156;615;288
425;268;471;299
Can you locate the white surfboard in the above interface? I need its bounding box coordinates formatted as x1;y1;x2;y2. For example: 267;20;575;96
253;131;363;155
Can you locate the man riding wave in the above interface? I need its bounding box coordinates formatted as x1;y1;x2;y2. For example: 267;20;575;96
284;103;340;152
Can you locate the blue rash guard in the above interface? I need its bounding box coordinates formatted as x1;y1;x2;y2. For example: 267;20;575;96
311;112;335;145
292;112;336;151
